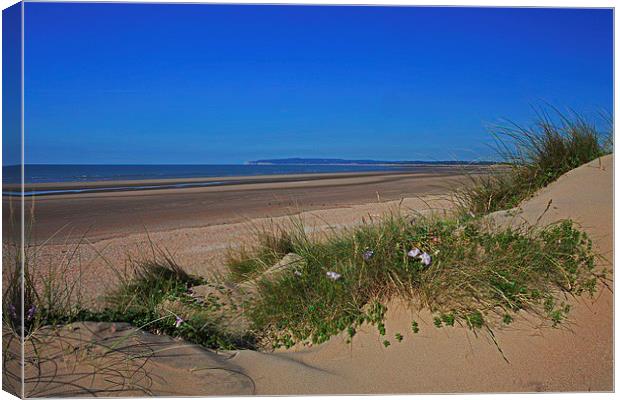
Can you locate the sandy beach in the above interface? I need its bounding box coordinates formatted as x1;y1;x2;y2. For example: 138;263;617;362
12;168;477;243
4;156;611;396
14;169;463;307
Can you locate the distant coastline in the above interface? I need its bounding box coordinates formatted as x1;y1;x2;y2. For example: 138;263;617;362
3;162;495;185
4;165;490;197
246;158;497;166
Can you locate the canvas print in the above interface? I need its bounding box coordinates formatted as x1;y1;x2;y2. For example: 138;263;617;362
1;2;614;397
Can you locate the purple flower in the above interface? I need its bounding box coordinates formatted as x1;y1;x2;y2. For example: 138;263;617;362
326;271;342;281
407;248;421;258
174;316;184;328
7;304;16;319
420;252;432;267
362;250;374;261
26;305;36;321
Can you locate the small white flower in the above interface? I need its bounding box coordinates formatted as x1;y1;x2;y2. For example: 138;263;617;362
407;248;421;258
326;271;342;281
294;270;302;277
419;252;432;266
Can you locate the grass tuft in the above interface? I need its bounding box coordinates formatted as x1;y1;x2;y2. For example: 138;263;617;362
3;203;88;338
454;108;611;215
103;248;199;317
95;244;255;350
226;223;295;283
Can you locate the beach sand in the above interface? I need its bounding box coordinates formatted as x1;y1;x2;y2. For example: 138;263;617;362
7;157;613;395
19;169;462;306
13;168;475;244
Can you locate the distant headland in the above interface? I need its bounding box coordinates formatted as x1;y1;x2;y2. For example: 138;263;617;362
246;158;497;166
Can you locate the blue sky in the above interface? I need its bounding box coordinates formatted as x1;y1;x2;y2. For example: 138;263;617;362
16;4;614;164
3;2;21;167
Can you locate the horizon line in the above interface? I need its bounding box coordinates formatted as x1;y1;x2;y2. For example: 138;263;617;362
4;159;499;167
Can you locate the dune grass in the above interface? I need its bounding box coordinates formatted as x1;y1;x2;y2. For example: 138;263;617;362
2;214;253;356
454;108;612;216
86;245;256;350
2;204;88;340
1;214;187;396
226;213;602;350
227;224;296;283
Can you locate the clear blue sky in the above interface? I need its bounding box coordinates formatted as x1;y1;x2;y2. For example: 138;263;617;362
18;4;613;165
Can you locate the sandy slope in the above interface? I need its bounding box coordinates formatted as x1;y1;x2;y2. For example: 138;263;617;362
13;156;612;396
230;154;613;394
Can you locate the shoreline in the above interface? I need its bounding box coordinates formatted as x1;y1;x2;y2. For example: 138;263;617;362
4;164;491;196
7;168;472;244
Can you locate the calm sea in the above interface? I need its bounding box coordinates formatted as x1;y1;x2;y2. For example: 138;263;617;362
4;164;407;185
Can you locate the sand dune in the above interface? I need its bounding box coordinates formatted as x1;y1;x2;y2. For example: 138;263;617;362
230;155;612;394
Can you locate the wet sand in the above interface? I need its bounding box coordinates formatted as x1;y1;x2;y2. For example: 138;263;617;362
9;168;477;243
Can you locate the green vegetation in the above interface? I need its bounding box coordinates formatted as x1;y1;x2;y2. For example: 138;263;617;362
2;220;254;350
13;204;600;357
411;320;419;334
86;248;256;350
223;214;601;349
226;223;295;283
455;108;612;216
2;208;87;338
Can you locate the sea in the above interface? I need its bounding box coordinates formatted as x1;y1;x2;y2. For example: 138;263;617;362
3;164;410;196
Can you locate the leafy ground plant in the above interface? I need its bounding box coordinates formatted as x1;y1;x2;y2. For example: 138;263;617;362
227;213;604;350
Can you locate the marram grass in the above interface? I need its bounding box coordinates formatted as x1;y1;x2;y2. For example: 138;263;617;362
454;108;612;216
227;213;603;350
